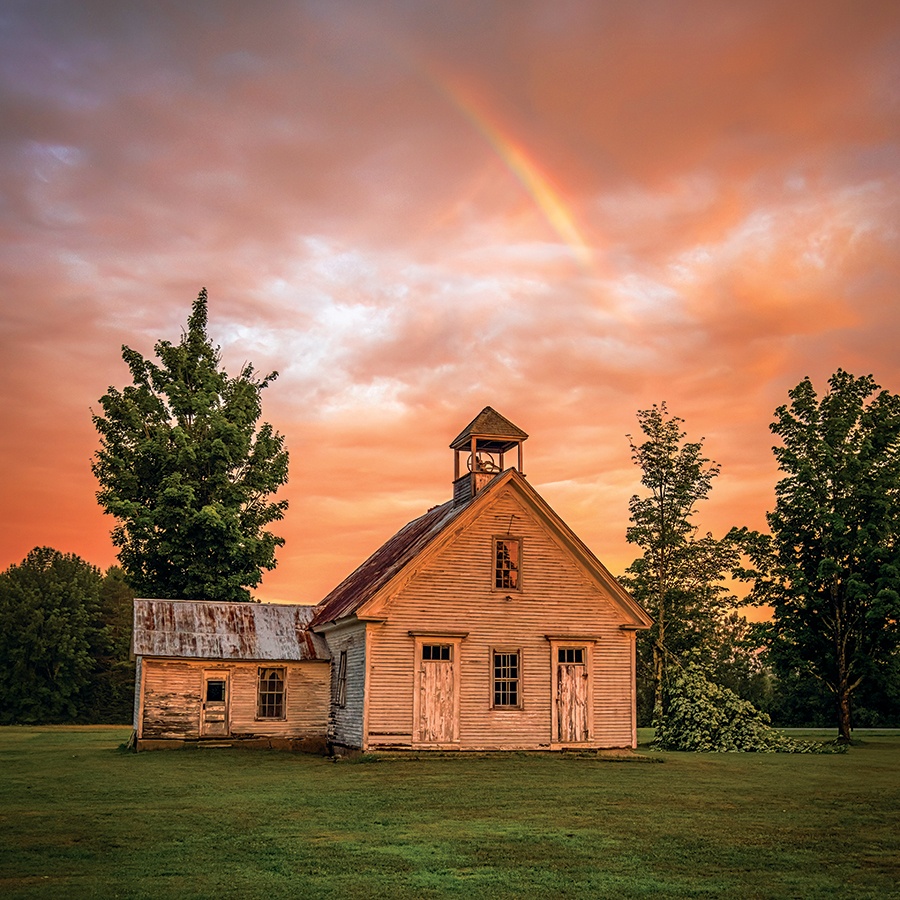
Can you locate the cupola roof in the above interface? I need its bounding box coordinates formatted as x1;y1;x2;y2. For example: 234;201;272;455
449;406;528;454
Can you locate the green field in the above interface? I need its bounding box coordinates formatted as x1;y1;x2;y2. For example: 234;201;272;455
1;727;898;899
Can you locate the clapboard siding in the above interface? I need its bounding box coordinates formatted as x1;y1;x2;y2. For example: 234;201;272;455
321;621;368;749
139;658;329;741
229;663;330;737
365;488;637;750
140;660;203;739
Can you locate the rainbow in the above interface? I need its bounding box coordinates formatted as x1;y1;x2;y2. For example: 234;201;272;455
433;75;594;271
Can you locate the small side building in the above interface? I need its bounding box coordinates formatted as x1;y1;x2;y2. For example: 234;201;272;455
132;599;331;751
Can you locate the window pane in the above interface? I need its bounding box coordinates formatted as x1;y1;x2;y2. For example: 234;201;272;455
206;680;225;702
495;539;521;589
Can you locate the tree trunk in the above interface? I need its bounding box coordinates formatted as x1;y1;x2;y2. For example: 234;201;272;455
652;597;666;723
836;652;853;743
833;584;853;744
652;643;665;723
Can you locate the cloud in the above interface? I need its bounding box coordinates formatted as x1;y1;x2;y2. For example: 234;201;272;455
0;0;898;601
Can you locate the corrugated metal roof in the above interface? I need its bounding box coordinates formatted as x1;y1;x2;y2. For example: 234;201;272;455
133;599;331;661
311;495;473;627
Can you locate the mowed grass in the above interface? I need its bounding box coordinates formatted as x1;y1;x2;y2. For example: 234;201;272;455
1;728;898;899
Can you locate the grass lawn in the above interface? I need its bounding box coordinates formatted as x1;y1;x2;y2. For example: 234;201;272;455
1;727;898;899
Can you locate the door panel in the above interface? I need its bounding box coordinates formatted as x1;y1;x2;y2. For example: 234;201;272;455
556;662;589;743
418;658;456;743
201;671;229;737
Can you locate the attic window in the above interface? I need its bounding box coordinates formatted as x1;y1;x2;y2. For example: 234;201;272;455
257;667;285;719
494;538;521;590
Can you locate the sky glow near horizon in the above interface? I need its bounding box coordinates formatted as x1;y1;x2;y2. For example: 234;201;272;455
1;1;899;611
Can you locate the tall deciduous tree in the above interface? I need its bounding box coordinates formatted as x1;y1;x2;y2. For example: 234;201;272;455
625;404;740;720
740;370;900;742
0;548;105;723
92;289;289;601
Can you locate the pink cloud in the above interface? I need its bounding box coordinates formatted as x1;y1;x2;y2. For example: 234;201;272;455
1;1;898;604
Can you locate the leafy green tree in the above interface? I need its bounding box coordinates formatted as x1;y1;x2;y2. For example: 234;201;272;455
92;289;289;601
624;404;742;720
704;612;773;713
83;567;135;723
0;548;105;724
739;370;900;742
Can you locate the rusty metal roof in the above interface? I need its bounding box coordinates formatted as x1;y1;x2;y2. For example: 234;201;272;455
311;468;652;631
133;599;331;661
311;496;472;628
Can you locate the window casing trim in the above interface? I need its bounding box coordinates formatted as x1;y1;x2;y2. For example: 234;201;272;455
491;647;523;709
256;666;286;720
492;536;523;591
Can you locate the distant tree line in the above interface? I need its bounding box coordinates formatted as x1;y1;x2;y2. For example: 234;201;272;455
0;548;134;725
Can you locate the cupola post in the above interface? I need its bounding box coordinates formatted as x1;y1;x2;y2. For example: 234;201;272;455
449;407;528;504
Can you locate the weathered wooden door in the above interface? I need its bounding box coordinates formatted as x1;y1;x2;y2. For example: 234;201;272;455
417;644;457;743
200;671;230;737
556;648;589;743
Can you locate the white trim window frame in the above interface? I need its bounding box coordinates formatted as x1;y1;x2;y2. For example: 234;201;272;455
491;648;522;709
256;666;286;720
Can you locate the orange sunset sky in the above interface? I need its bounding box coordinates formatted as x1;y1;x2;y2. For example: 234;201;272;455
1;1;899;607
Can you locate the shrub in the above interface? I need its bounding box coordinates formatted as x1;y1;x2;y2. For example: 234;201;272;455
652;664;845;753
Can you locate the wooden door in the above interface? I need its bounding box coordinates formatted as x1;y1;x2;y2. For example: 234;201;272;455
556;649;589;743
200;671;230;737
417;644;457;743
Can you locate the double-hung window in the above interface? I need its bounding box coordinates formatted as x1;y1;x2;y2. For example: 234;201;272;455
257;667;285;719
492;649;521;708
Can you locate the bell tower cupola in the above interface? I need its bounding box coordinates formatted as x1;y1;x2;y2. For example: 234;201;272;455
450;406;528;503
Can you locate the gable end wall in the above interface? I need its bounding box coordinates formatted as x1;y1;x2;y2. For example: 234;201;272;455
364;488;637;750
